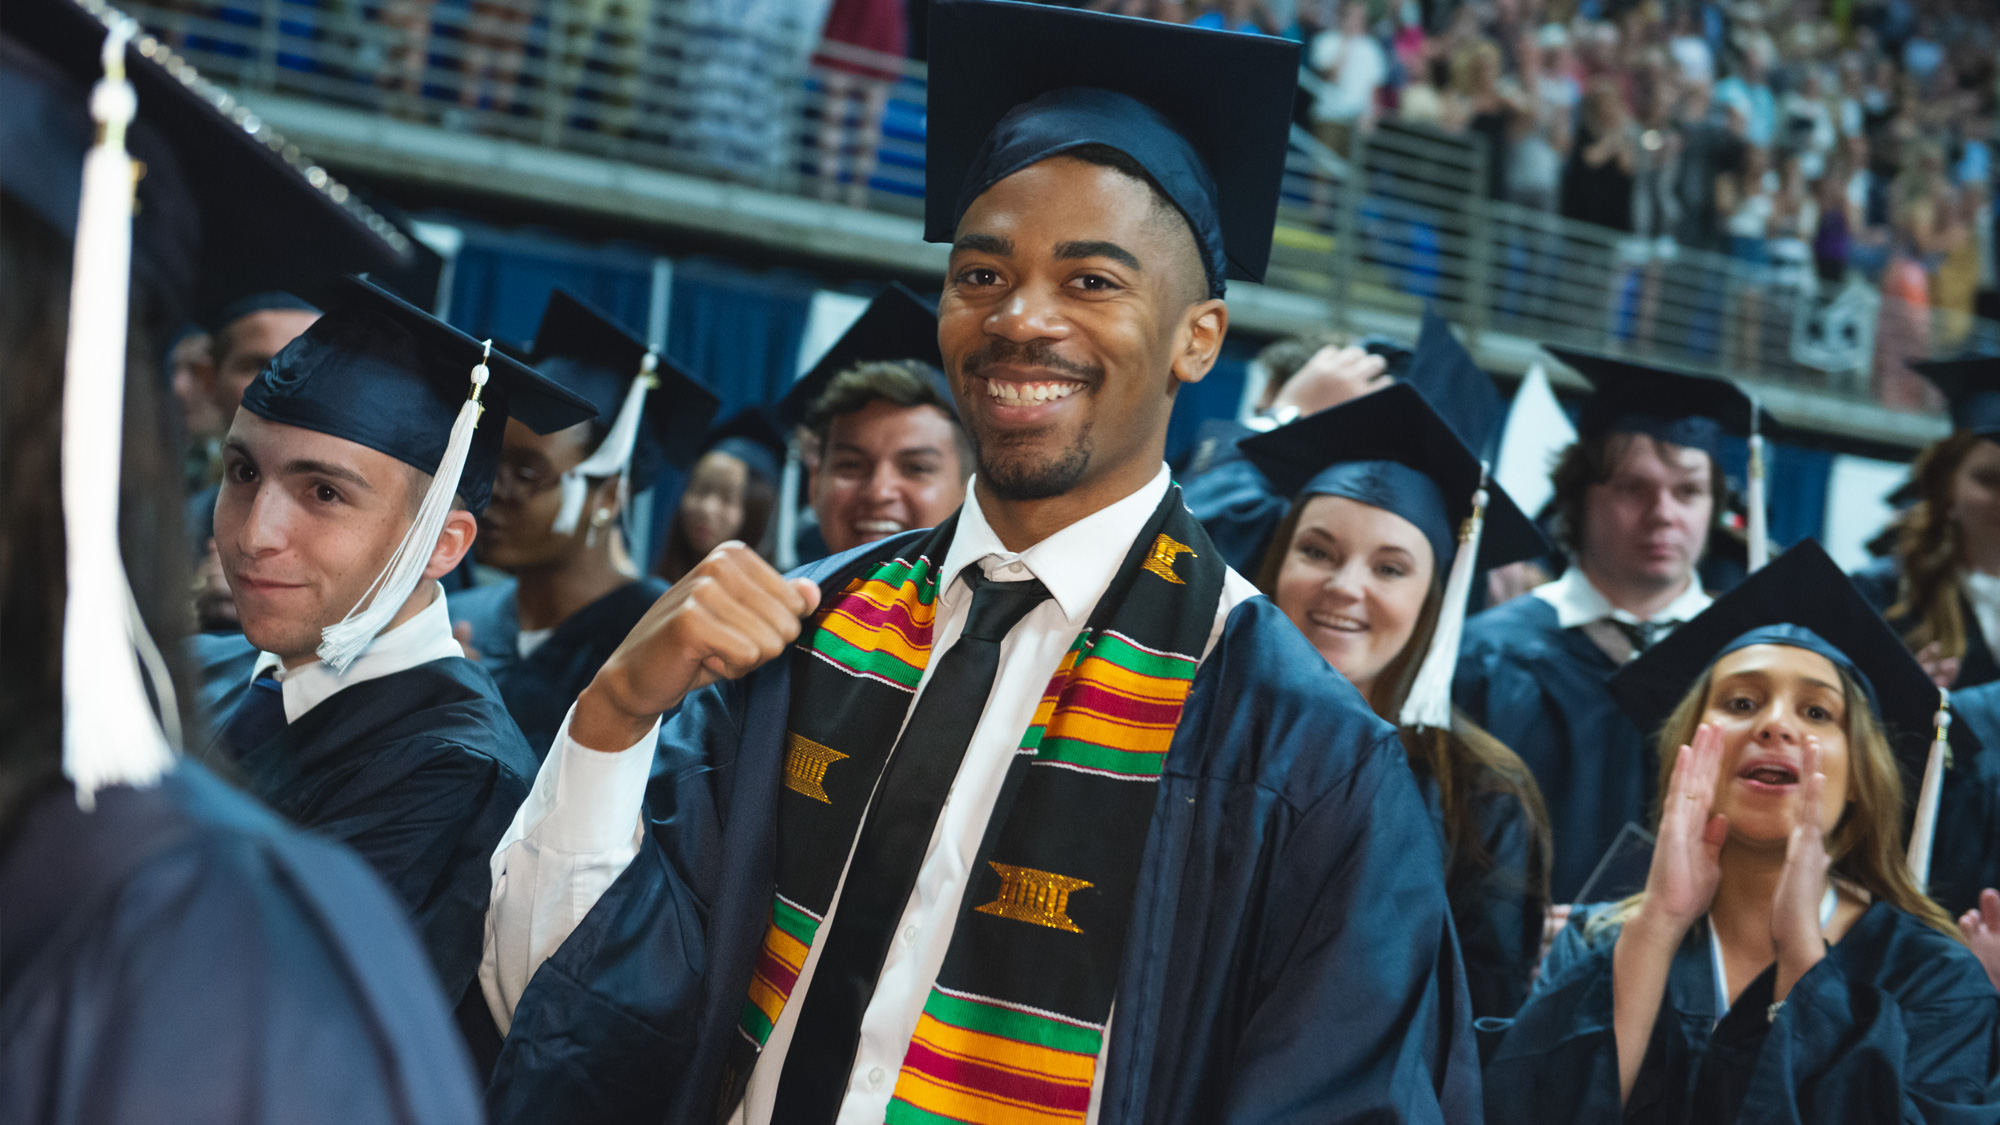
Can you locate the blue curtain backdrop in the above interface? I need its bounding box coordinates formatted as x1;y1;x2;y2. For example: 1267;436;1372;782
442;221;657;344
664;256;818;415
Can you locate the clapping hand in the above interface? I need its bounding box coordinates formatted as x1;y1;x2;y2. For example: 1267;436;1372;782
1635;724;1730;940
1958;889;2000;995
1771;735;1832;1000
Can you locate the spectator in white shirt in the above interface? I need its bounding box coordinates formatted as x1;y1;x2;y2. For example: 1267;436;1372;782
1308;0;1387;155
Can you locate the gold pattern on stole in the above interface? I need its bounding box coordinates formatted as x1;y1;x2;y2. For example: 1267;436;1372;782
974;862;1095;933
1141;533;1195;585
783;733;849;804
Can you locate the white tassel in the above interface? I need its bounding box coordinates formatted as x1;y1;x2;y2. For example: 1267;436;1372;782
61;16;177;807
1400;463;1489;731
552;352;657;535
316;342;491;672
1908;689;1953;888
1747;399;1768;572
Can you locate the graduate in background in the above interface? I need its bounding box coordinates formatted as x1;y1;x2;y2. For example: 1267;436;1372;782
1485;542;2000;1124
1183;306;1502;573
203;275;596;1018
1456;349;1763;902
1852;357;2000;690
0;0;480;1117
452;288;719;759
778;282;967;565
1238;383;1554;1019
481;4;1478;1121
658;409;785;580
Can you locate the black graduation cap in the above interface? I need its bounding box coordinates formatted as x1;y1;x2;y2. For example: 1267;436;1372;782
1238;382;1549;573
702;408;786;485
1544;345;1773;458
1405;306;1504;461
205;291;323;334
923;0;1299;295
779;282;950;431
1;0;411;320
1607;540;1963;778
1913;355;2000;439
241;275;597;514
530;289;720;488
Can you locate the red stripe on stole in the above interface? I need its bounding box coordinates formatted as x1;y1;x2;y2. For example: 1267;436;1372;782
900;1040;1093;1114
1057;680;1184;726
754;945;799;997
830;591;931;642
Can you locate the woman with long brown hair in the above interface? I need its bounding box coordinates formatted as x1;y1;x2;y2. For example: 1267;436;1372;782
1239;383;1554;1019
1852;357;2000;690
1485;542;2000;1123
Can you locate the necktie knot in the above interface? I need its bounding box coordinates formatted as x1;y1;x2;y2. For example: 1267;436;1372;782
959;567;1052;642
1613;618;1670;656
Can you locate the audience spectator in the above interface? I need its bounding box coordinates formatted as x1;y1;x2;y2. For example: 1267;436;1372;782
1308;0;1388;155
1563;77;1638;230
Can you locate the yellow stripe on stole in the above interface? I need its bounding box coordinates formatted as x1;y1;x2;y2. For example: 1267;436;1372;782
819;606;931;667
1068;657;1193;705
908;1012;1098;1083
746;924;811;1023
1040;709;1180;755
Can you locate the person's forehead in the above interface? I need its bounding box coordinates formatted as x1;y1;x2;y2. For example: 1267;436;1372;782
231;408;406;480
830;399;958;452
955;156;1168;246
1713;643;1844;688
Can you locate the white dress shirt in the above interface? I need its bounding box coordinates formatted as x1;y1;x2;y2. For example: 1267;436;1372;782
1532;567;1711;663
249;583;465;722
482;466;1259;1124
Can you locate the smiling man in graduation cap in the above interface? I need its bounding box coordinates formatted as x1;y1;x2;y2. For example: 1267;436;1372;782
479;2;1478;1122
452;288;719;760
782;282;971;562
208;274;596;1016
1454;347;1767;903
2;0;488;1117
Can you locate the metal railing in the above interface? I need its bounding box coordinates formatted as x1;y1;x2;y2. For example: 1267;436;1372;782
126;0;1997;417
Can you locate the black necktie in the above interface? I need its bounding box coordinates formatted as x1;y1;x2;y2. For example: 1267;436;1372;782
771;566;1052;1122
224;671;287;755
1613;618;1670;657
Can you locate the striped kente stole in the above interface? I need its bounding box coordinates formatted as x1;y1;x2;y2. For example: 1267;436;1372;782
721;487;1224;1123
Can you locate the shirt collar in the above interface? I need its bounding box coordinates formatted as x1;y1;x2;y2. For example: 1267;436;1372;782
938;465;1173;626
1532;566;1710;630
249;583;463;722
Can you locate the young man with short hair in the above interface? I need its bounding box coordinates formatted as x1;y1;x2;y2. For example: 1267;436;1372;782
481;4;1476;1122
804;360;971;555
208;276;595;1011
1454;348;1751;901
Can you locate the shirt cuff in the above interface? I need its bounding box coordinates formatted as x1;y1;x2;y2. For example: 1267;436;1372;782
539;703;660;854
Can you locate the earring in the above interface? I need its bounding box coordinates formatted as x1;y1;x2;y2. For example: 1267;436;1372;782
586;507;613;548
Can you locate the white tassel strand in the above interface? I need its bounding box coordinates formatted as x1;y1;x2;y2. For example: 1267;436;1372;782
1908;689;1952;888
552;352;657;536
62;15;178;807
1747;398;1768;572
316;342;491;672
1399;463;1490;731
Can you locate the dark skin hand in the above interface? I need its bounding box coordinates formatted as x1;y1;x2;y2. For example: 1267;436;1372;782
571;153;1224;749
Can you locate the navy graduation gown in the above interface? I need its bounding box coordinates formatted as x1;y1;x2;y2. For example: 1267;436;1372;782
1181;456;1289;575
1852;555;2000;689
1485;901;2000;1124
1417;766;1549;1021
485;540;1481;1125
1455;594;1652;901
449;577;668;761
0;762;481;1124
1932;680;2000;916
214;657;537;1003
188;629;260;724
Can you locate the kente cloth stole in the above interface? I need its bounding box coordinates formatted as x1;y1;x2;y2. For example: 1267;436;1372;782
723;487;1224;1124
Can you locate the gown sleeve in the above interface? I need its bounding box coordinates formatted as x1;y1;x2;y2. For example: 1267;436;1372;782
1216;727;1483;1123
0;806;482;1125
1482;914;1626;1125
1733;932;2000;1123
